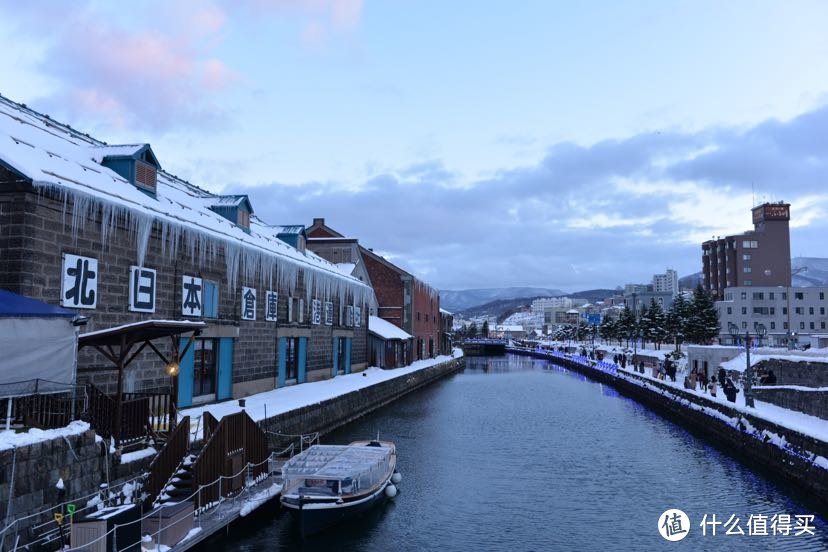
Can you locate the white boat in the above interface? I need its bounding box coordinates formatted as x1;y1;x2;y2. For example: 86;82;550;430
280;440;399;537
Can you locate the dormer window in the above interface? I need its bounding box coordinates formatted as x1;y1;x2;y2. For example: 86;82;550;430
276;225;308;252
95;143;160;198
208;195;253;233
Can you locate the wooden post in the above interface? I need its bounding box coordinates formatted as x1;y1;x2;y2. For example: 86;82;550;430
114;333;126;447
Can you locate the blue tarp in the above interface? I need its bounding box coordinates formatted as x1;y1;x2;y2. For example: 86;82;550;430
0;289;77;318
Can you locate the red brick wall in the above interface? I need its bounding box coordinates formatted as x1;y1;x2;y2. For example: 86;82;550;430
362;252;405;329
412;280;440;359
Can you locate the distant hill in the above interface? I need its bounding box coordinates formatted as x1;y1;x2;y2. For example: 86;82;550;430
439;287;563;312
679;257;828;290
459;297;537;320
568;289;617;303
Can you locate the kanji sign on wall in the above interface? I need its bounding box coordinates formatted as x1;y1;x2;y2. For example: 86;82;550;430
242;287;257;320
61;254;97;309
311;299;322;325
266;290;278;322
324;301;334;325
182;275;203;317
129;266;156;313
355;307;362;328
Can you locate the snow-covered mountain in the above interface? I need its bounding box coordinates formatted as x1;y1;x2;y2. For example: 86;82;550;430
439;287;563;312
679;257;828;290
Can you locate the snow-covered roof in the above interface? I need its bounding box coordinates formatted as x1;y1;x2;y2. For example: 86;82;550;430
335;262;356;275
496;325;524;332
0;95;371;302
209;194;251;209
276;225;305;234
89;144;150;162
721;351;828;373
439;308;452;315
369;316;413;340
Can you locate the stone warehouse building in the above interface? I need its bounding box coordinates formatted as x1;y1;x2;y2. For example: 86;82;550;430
0;94;373;408
306;218;442;362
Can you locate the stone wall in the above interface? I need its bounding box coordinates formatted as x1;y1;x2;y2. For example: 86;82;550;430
0;185;369;398
0;425;154;550
758;359;828;387
753;387;828;420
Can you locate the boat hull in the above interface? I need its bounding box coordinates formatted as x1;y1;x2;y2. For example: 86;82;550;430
282;478;392;538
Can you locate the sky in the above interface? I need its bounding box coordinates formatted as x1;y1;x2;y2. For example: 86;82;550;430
2;0;828;292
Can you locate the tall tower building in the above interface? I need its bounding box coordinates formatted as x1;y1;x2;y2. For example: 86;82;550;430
701;202;791;300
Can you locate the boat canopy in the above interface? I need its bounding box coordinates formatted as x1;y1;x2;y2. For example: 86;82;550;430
283;444;391;481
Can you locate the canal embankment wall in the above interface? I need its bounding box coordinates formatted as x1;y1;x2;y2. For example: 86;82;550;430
0;424;154;549
260;356;465;449
507;347;828;514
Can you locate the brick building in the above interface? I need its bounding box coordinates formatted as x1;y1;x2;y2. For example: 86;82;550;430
307;218;441;362
702;202;792;300
0;95;372;408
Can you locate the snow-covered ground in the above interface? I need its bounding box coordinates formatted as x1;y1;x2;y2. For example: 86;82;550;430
181;350;464;439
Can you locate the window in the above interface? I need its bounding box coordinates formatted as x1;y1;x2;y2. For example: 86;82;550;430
742;321;747;329
753;307;769;315
820;292;825;300
744;280;752;286
821;307;825;315
770;322;776;330
822;322;826;330
795;292;804;300
782;292;787;300
417;312;421;321
743;254;751;261
741;307;747;315
770;307;775;315
795;307;803;315
800;322;805;330
769;292;775;300
194;338;218;397
135;160;157;194
782;307;787;315
810;322;815;330
752;292;763;300
809;307;814;315
740;292;747;300
783;322;788;330
727;307;732;315
288;297;304;323
203;281;219;318
743;267;752;273
742;240;758;248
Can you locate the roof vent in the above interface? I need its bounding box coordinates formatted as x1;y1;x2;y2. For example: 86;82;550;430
95;144;160;198
208;195;254;233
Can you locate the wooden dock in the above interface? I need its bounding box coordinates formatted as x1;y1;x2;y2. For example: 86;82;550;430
168;478;282;551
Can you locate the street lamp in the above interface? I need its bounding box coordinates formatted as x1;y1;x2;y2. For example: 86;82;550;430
729;322;766;408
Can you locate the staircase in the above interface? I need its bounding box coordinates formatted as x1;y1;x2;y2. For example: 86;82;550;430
156;452;197;505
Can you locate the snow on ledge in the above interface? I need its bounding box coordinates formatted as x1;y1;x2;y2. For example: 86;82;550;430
0;421;90;451
368;316;413;340
120;446;157;464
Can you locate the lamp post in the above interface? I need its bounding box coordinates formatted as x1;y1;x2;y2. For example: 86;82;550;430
729;323;766;408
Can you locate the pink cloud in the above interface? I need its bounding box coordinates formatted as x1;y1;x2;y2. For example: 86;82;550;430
8;0;237;132
232;0;364;47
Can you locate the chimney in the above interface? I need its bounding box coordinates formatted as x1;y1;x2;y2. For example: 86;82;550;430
313;218;324;226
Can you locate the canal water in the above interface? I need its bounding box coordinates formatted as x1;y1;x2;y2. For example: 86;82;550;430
215;354;828;551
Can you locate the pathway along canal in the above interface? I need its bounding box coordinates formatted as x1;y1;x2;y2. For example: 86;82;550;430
213;354;828;551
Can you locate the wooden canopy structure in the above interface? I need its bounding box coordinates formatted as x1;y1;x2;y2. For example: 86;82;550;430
78;320;206;445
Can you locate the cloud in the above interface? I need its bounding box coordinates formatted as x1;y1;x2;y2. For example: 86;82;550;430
2;0;237;132
232;103;828;291
231;0;364;48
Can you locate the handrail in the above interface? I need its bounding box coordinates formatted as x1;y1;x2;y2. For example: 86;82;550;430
147;416;191;502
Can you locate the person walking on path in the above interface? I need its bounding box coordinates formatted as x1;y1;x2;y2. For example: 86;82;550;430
708;376;718;398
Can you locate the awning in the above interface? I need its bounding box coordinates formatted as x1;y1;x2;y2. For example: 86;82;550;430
0;289;78;318
79;319;206;348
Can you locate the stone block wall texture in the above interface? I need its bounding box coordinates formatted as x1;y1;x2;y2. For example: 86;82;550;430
759;359;828;387
752;388;828;420
0;186;368;396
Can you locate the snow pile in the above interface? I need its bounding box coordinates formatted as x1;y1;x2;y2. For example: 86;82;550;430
0;420;89;451
120;447;157;464
721;351;828;372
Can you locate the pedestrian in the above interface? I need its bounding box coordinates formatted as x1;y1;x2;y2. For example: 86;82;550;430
723;377;739;403
684;369;697;390
698;371;708;393
718;367;727;389
708;376;717;397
